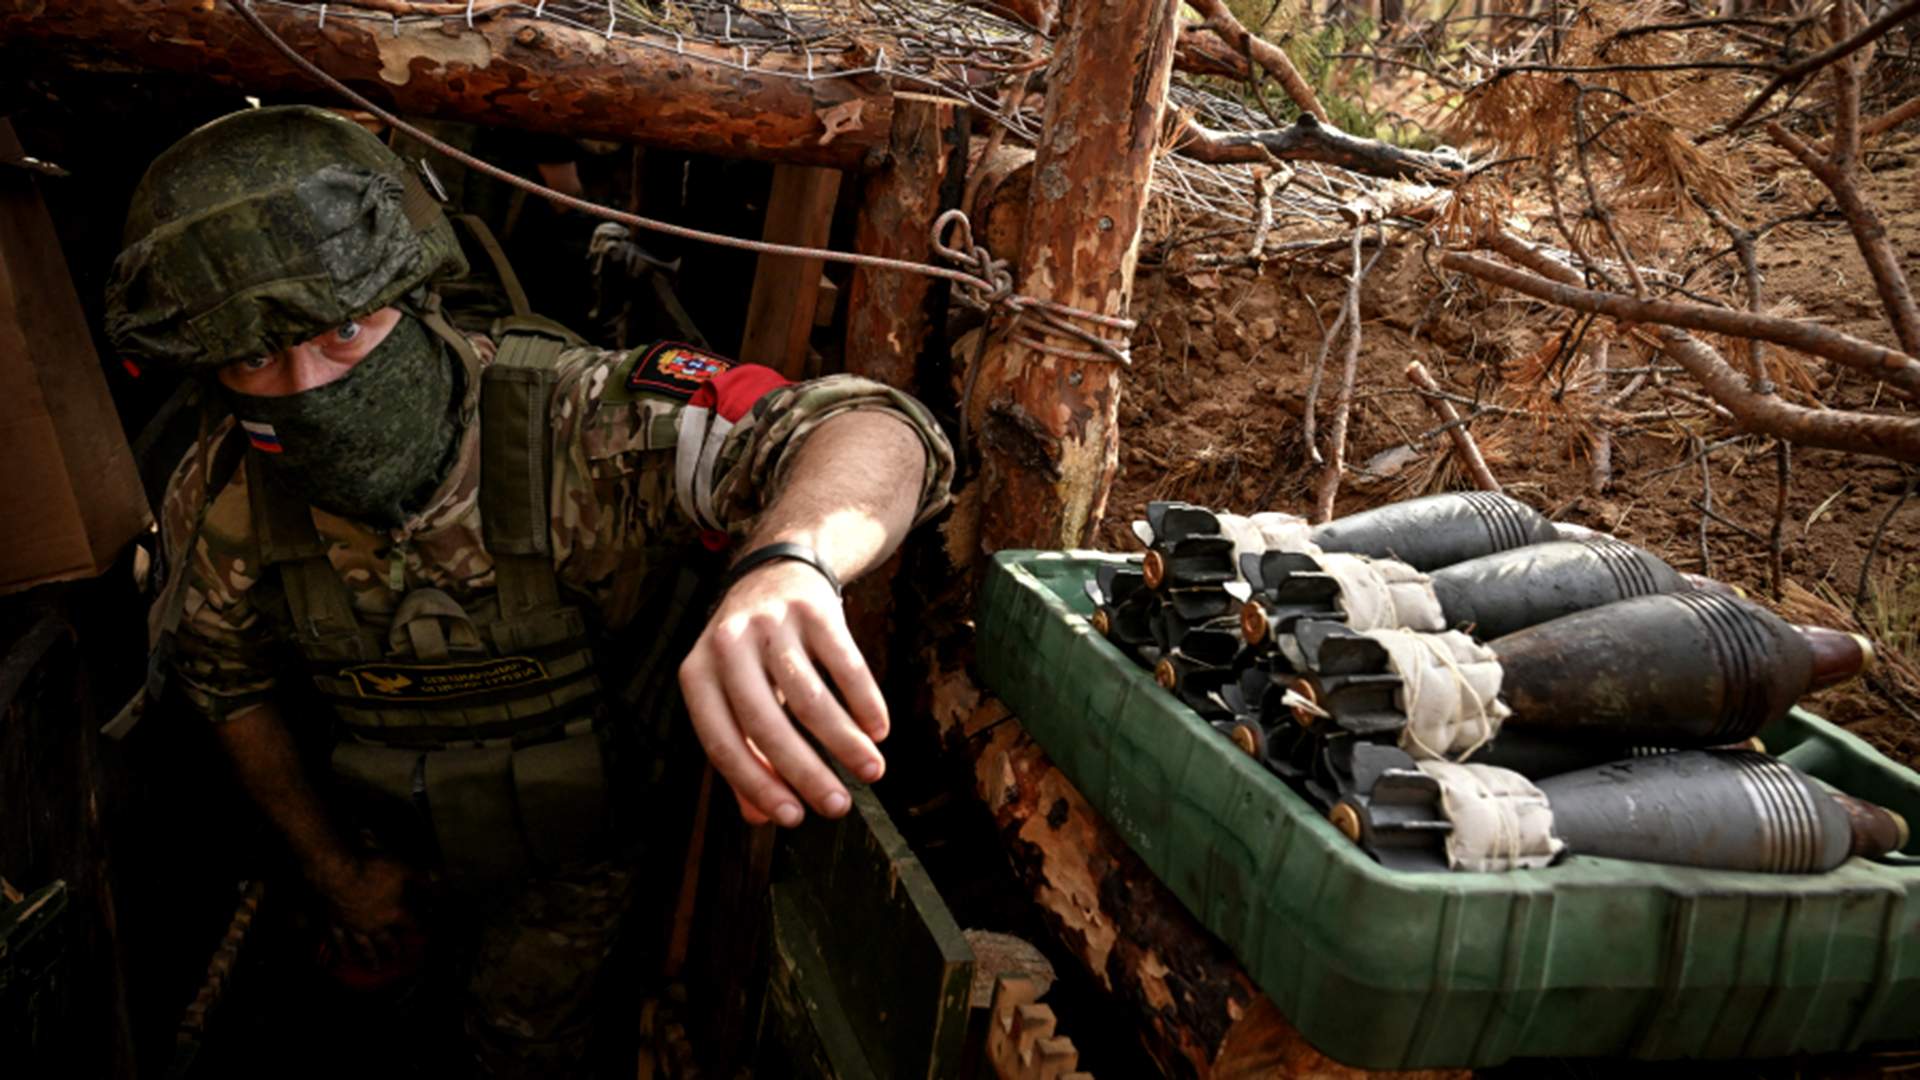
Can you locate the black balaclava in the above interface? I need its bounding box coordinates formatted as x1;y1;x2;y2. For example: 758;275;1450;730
227;312;461;529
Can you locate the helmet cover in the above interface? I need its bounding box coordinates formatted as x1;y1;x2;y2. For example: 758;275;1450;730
105;105;467;373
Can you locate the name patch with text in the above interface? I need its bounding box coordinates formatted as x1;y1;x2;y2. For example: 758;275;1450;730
343;657;549;701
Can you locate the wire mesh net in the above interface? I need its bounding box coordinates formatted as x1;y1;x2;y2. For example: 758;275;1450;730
262;0;1402;235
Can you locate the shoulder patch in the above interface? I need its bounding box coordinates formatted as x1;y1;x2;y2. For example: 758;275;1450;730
625;341;735;401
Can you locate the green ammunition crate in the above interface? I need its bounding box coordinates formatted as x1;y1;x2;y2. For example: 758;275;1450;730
976;550;1920;1069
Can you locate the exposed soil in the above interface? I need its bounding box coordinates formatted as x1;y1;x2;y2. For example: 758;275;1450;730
1099;132;1920;769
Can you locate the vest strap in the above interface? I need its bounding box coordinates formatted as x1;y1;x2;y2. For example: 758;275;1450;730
450;212;531;318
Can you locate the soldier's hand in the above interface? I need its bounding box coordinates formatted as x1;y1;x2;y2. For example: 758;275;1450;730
679;559;888;828
322;854;416;965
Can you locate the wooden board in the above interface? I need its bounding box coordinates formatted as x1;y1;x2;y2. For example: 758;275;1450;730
766;779;974;1079
739;164;843;379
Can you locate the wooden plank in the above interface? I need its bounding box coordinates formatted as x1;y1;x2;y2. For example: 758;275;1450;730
774;779;974;1079
760;882;879;1080
739;164;843;379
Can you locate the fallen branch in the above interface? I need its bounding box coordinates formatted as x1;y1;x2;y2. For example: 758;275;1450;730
1439;251;1920;397
1174;114;1466;182
1715;0;1920;137
1646;327;1920;464
1406;360;1502;492
1174;24;1255;81
1766;70;1920;353
1182;0;1329;122
1854;94;1920;147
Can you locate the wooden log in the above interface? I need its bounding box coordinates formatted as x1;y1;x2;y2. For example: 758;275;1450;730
846;98;957;395
966;145;1037;272
739;165;844;378
840;100;959;677
971;0;1183;552
936;669;1466;1079
0;0;892;169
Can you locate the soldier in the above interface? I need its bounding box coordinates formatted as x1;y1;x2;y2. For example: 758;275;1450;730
105;105;953;1074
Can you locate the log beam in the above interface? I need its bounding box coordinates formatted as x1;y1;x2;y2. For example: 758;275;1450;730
971;0;1183;552
0;0;893;169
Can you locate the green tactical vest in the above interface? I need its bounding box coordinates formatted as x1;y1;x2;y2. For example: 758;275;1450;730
248;316;587;880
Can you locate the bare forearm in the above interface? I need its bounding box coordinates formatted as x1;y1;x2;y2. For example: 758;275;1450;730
214;702;355;891
747;410;927;581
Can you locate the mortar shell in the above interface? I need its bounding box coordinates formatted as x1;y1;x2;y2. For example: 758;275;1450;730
1537;750;1855;872
1310;491;1559;571
1429;538;1685;640
1491;591;1813;745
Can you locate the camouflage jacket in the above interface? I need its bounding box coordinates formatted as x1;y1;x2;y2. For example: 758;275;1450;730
155;339;954;720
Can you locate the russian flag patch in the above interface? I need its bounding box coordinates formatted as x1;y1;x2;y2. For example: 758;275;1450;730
241;420;284;454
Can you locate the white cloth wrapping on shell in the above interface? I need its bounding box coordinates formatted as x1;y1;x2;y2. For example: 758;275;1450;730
1416;760;1565;872
1368;627;1509;758
1318;554;1445;631
1213;511;1321;563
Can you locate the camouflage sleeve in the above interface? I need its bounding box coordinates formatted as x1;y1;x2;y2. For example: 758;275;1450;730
549;345;953;567
700;373;956;538
154;421;284;721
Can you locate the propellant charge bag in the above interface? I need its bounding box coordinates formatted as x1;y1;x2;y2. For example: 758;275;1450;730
1308;491;1559;571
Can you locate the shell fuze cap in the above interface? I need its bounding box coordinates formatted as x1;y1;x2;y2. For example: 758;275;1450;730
106;105;468;373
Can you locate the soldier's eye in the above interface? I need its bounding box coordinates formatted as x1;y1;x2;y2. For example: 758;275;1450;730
242;355;274;371
334;321;362;343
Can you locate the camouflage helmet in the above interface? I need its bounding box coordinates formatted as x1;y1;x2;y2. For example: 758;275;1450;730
105;105;467;373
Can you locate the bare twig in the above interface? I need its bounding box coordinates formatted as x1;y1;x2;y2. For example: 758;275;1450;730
1696;437;1715;574
1313;226;1373;522
1571;84;1648;298
1302;233;1387;465
1855;471;1918;614
1846;94;1920;148
1647;326;1920;464
328;0;518;14
1771;440;1791;600
1190;166;1295;268
1407;360;1502;492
